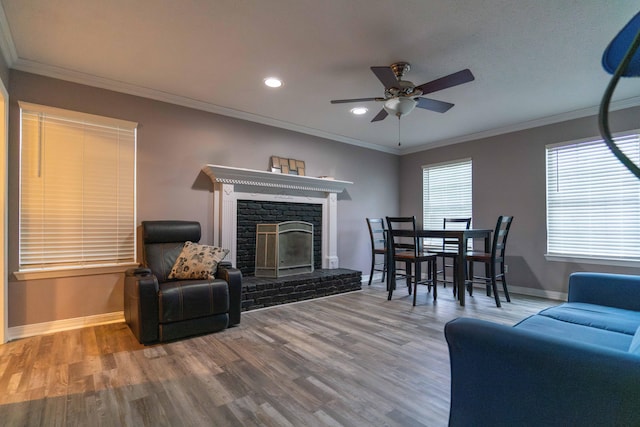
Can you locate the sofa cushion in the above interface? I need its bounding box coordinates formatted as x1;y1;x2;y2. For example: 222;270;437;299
168;241;229;280
538;302;640;335
629;325;640;354
514;314;633;352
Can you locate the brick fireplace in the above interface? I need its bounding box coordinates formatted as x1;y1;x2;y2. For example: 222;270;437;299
202;165;352;271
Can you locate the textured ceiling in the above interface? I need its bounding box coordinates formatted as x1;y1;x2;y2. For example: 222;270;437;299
1;0;639;154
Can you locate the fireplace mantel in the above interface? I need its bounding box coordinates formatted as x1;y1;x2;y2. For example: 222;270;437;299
202;164;352;193
202;164;352;270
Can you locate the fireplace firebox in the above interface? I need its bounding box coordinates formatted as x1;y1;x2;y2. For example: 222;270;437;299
255;221;314;278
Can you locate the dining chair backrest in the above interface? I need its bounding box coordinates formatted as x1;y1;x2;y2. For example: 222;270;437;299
386;216;418;257
366;218;386;253
443;217;472;251
491;215;514;261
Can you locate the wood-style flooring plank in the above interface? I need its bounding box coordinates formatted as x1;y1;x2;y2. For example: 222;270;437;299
0;282;553;426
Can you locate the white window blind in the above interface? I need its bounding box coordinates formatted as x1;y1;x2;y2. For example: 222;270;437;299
546;133;640;261
19;102;137;272
422;158;472;247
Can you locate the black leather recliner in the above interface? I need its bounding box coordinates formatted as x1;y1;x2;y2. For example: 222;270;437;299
124;220;242;344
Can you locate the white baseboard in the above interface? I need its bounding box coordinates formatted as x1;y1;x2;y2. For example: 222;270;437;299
506;285;567;301
7;311;125;341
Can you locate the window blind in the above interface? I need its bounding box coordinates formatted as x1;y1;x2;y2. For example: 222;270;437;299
546;133;640;261
422;158;472;247
19;102;137;271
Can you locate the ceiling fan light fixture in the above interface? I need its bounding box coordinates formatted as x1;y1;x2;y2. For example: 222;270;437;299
383;97;417;117
350;107;368;115
264;77;283;88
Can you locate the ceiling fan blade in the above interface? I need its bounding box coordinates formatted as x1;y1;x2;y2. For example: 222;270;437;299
371;108;388;122
370;66;398;89
330;97;380;104
416;97;455;113
416;69;475;95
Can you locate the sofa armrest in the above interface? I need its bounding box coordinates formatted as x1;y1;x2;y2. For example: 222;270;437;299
124;270;160;344
568;272;640;310
445;317;640;427
217;263;242;326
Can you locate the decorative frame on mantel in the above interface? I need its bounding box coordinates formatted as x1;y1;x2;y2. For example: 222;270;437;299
202;164;352;269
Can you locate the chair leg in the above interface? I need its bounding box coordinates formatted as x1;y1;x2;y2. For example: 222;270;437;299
491;262;501;307
412;262;420;306
501;277;511;303
485;262;492;297
492;279;501;307
387;261;395;300
441;256;447;288
368;254;375;286
432;259;438;301
467;261;474;296
452;257;457;294
500;262;511;302
381;253;387;282
452;257;457;298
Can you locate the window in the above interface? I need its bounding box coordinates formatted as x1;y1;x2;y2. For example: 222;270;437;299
546;132;640;263
18;102;137;276
422;158;472;247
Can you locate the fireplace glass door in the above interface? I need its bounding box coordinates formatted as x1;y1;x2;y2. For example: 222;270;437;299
255;221;314;278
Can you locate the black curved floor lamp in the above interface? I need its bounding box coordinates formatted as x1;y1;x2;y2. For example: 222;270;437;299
600;11;640;180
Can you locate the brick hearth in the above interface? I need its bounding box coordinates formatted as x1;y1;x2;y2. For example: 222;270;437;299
241;269;362;311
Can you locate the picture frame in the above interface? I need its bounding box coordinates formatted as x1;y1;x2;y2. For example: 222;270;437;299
270;156;305;176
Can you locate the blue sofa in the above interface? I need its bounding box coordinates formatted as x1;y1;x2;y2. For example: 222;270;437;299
445;272;640;427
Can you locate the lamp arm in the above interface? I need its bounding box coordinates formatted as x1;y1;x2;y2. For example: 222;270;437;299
598;29;640;180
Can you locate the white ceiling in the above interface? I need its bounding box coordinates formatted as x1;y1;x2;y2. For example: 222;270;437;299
1;0;639;154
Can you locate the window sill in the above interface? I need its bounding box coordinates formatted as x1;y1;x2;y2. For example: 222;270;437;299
14;263;140;281
544;254;640;268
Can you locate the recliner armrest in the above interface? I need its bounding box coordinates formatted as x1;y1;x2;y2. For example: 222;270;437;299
217;263;242;326
126;267;152;277
124;272;160;344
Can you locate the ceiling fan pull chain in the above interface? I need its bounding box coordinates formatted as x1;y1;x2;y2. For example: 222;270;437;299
398;116;402;147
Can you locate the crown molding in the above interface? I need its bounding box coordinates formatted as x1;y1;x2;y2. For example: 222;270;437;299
10;57;400;155
0;5;17;66
401;95;640;155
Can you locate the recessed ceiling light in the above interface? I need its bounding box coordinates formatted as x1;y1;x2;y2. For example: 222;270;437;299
350;107;368;115
264;77;283;88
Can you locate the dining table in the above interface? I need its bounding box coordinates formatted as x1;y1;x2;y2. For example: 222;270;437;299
386;228;493;306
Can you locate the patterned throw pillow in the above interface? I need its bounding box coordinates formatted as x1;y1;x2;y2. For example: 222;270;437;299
168;241;229;280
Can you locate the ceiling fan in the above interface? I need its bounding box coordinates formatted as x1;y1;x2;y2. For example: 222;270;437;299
330;62;475;122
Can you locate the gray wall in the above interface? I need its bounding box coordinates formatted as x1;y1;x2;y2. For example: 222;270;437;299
9;68;637;326
0;53;8;89
7;70;399;327
400;106;640;298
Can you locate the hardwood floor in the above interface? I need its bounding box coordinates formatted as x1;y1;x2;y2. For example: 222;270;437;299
0;281;553;426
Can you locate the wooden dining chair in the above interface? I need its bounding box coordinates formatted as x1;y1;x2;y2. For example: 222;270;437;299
366;218;387;287
434;217;471;292
386;216;438;305
465;215;514;307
